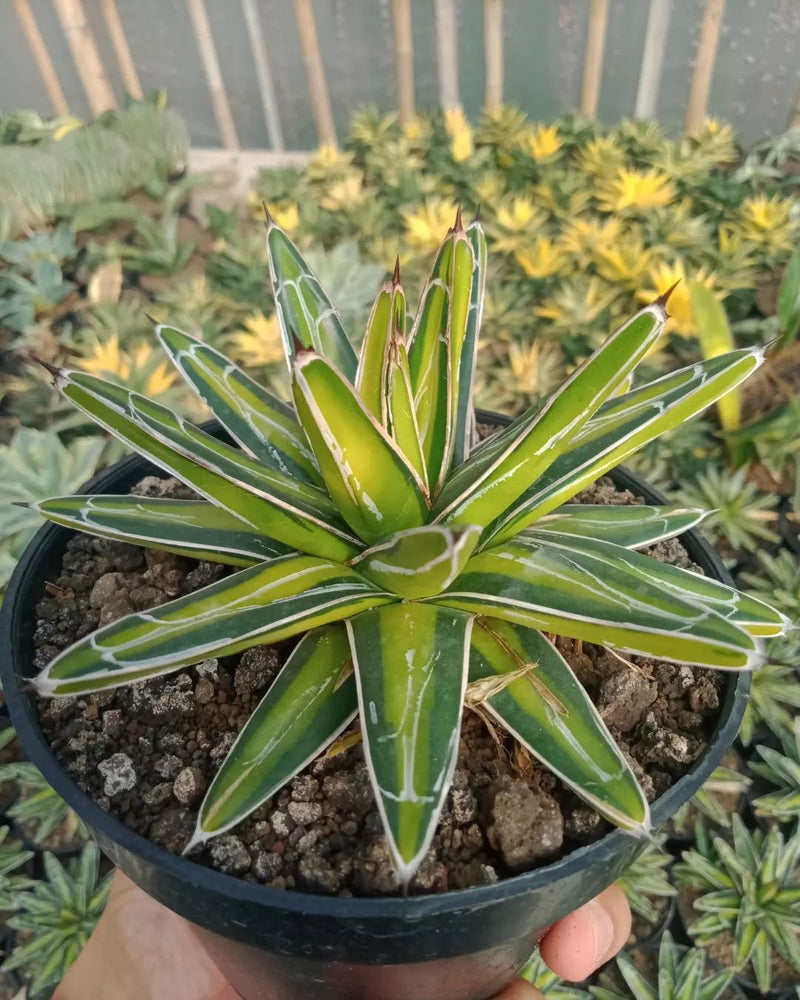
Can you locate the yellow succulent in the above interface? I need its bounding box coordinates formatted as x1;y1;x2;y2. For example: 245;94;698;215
638;260;720;337
444;106;474;162
515;238;567;279
532;178;593;219
79;336;177;397
559;216;624;260
402;198;459;252
595;239;655;289
522;124;562;162
597;168;676;213
737;194;796;252
535;276;617;329
507;339;565;398
576;135;626;177
474;173;507;205
495;196;544;243
267;201;300;233
229;313;285;368
319;173;367;212
694;117;738;164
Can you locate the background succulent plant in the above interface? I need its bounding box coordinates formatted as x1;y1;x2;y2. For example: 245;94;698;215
25;213;785;886
591;932;735;1000
674;816;800;992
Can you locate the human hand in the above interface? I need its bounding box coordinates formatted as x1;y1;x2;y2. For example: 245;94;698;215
55;871;630;1000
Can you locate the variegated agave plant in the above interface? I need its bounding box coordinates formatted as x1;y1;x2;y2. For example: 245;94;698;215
31;212;785;886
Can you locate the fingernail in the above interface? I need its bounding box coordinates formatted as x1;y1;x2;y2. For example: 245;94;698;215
587;900;615;965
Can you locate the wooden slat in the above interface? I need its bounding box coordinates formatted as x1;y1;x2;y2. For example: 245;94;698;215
293;0;337;147
793;85;800;129
13;0;69;116
581;0;609;117
186;0;239;150
391;0;415;125
434;0;459;110
241;0;285;150
483;0;503;112
635;0;671;120
99;0;143;100
53;0;117;115
684;0;726;135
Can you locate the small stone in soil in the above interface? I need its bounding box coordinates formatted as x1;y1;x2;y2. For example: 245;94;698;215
98;753;137;797
488;778;564;871
173;767;206;806
208;835;251;876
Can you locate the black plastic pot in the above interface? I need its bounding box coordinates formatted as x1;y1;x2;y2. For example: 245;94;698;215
0;413;750;1000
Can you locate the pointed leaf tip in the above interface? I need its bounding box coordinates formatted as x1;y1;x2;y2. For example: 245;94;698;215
453;206;464;232
27;354;63;382
261;200;274;227
392;256;401;286
655;279;681;312
473;203;482;224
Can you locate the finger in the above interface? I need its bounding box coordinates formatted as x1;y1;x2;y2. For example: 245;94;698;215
494;979;545;1000
538;883;631;982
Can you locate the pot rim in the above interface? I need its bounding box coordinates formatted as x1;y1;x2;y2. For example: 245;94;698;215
0;410;750;921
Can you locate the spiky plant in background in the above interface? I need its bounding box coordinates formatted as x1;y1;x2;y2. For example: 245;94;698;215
591;932;735;1000
2;843;111;996
674;817;800;993
0;761;87;848
521;950;591;999
617;834;676;925
739;660;800;745
0;826;34;910
24;214;785;886
750;717;800;823
674;467;778;554
669;759;749;835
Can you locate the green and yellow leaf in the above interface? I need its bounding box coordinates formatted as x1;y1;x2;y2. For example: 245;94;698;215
351;523;481;599
347;603;473;885
452;219;486;466
438;534;763;669
195;625;356;842
265;218;358;380
434;302;668;529
33;495;289;566
355;266;406;422
156;324;321;485
524;532;788;638
36;554;393;696
53;368;359;561
532;504;708;549
469;619;649;830
292;350;429;543
486;348;765;542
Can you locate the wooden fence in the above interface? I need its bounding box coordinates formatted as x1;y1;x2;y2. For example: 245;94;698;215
9;0;800;160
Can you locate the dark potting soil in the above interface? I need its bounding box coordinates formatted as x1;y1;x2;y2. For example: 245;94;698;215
34;474;723;898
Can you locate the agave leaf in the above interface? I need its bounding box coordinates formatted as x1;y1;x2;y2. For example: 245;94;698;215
195;624;356;842
347;603;473;884
470;619;649;830
292;350;429;544
351;524;481;599
486;348;764;542
36;554;393;696
356;268;406;421
408;221;475;491
452;219;486;465
777;242;800;347
532;504;708;549
265;218;358;380
54;368;359;561
156;325;321;485
434;302;667;529
33;495;289;566
438;535;763;669
384;330;429;490
522;532;788;638
617;953;658;1000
